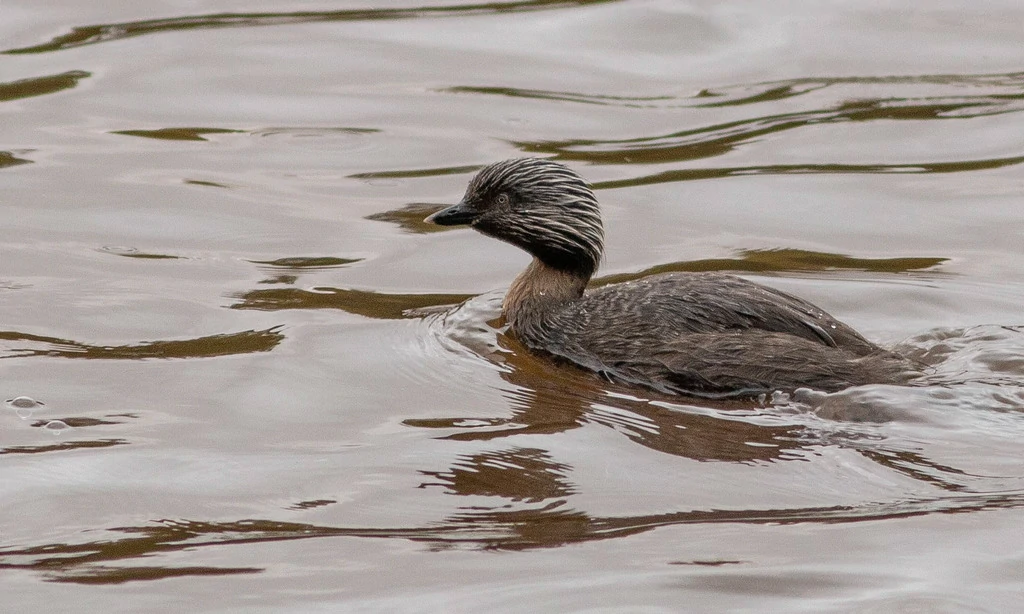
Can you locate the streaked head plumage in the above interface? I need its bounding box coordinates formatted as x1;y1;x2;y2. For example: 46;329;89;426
427;158;604;278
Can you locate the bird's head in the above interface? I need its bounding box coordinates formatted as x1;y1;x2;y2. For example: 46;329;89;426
426;158;604;278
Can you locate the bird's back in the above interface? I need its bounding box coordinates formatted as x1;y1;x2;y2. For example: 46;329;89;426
512;272;917;397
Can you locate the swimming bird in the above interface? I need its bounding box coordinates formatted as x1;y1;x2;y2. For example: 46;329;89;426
426;158;917;398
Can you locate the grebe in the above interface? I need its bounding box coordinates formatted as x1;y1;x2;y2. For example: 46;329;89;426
427;158;916;398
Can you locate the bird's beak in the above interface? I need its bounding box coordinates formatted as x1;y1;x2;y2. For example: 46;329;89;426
424;201;476;226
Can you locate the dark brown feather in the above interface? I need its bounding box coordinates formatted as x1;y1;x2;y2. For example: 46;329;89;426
428;158;920;398
510;270;918;397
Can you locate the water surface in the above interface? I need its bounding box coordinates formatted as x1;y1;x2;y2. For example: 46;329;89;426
3;1;1024;611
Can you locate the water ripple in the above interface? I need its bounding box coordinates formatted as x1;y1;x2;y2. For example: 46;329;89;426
0;70;91;102
0;151;33;169
2;0;621;55
3;490;1023;583
587;155;1024;189
0;327;284;360
448;71;1024;112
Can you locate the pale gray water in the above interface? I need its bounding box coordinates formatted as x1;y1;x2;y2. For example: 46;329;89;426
2;1;1024;611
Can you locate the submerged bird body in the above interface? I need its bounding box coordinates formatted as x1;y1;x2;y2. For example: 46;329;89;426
427;158;915;397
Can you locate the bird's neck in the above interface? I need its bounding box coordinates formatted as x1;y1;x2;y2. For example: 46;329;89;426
503;258;589;326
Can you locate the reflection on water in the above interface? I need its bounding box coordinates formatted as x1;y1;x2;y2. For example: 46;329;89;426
99;246;184;260
420;447;576;502
0;151;32;169
522;71;1024;185
360;72;1024;188
110;126;380;142
0;70;91;102
2;0;620;55
0;439;128;456
232;287;472;319
592;249;948;285
409;328;801;462
248;256;361;270
228;248;945;321
0;328;283;359
11;293;1020;582
366;203;454;234
110;127;245;142
350;165;484;181
587;154;1024;189
4;489;1023;583
31;416;124;428
4;0;1024;607
858;448;976;493
449;72;1024;111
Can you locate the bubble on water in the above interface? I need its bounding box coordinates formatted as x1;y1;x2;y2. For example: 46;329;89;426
43;420;70;433
7;396;43;409
100;245;138;255
7;397;44;419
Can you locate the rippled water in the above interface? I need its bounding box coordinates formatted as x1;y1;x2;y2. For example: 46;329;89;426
3;1;1024;611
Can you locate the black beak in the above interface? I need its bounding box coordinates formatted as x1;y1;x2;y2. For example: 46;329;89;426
424;201;476;226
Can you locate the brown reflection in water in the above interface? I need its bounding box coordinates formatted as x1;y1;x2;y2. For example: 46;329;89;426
368;206;947;276
51;565;262;585
366;203;452;234
0;327;283;360
593;249;946;286
258;274;299;285
253;126;380;138
859;449;978;493
194;245;948;318
417;489;1024;552
0;439;127;455
183;179;230;188
249;256;361;270
590;156;1024;190
110;252;182;260
446;85;674;107
351;153;1024;187
442;503;601;548
351;165;484;180
419;447;576;502
4;491;1022;582
508;80;1024;184
334;74;1024;187
0;151;33;169
410;332;797;463
232;287;472;319
30;416;125;428
448;74;1024;185
447;72;1024;111
445;81;835;110
669;559;746;566
110;126;379;142
692;83;827;107
99;246;183;259
0;70;90;102
693;72;1024;106
286;499;337;511
110;127;244;141
2;0;620;55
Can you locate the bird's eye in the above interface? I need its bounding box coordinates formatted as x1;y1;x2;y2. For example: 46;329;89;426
496;193;510;206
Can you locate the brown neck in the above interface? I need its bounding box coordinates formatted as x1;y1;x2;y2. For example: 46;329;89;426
502;258;589;327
